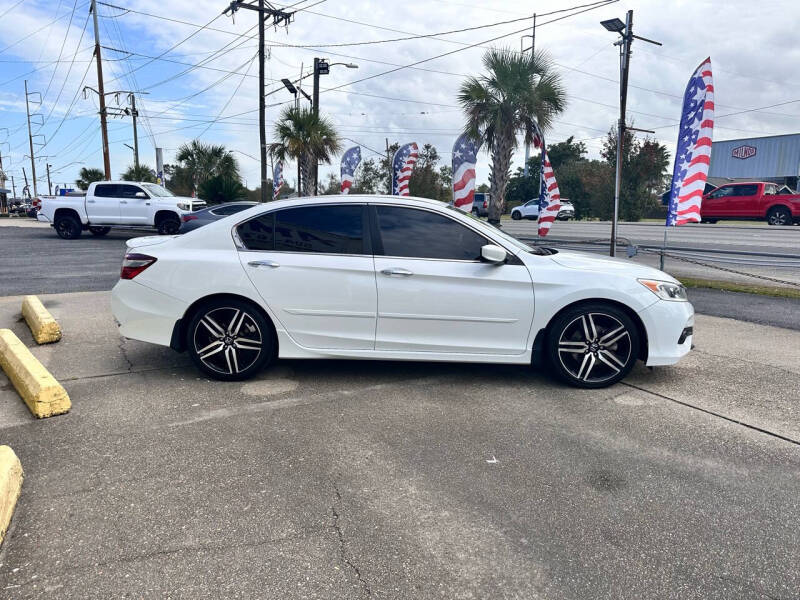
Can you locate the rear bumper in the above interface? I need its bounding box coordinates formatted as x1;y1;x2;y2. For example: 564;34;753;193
111;280;188;347
37;213;51;224
638;299;695;366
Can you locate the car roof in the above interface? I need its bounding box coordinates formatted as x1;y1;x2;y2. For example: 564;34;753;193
260;194;450;211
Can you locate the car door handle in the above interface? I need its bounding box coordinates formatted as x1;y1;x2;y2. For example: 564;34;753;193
381;268;413;277
145;202;151;205
248;260;280;268
120;200;128;204
87;200;95;203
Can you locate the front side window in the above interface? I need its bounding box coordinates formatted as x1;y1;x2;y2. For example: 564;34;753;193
376;206;487;261
709;186;733;199
119;184;146;199
236;205;364;254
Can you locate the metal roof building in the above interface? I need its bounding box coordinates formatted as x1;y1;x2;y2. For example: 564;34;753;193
708;133;800;189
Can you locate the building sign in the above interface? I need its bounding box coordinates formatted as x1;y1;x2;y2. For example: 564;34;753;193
731;145;757;159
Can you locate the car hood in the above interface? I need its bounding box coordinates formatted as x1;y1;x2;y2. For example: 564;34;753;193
548;249;679;283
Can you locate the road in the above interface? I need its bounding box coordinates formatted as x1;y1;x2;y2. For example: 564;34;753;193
0;292;798;598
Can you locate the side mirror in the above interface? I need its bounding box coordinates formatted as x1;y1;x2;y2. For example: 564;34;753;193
135;191;147;199
481;244;507;264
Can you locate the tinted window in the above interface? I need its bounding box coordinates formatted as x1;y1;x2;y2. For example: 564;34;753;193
237;213;274;251
212;203;250;216
118;184;145;198
733;184;758;197
376;206;487;261
94;184;117;197
275;205;363;254
709;186;733;198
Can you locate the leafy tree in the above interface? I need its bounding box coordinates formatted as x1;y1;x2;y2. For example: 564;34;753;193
121;164;156;183
476;182;490;193
545;136;587;171
175;140;241;195
246;180;295;202
458;48;566;224
75;167;105;190
163;163;193;197
271;106;342;196
351;158;384;194
557;160;614;220
321;172;341;195
198;176;246;204
601;128;670;221
505;138;586;209
380;142;452;200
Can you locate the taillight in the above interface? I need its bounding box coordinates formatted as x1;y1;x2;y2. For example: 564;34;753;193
182;215;198;222
483;200;487;208
120;253;157;280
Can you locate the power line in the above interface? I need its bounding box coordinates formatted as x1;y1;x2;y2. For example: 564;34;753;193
0;2;89;57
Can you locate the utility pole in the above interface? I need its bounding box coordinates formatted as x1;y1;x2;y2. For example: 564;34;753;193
223;1;293;203
46;163;52;195
90;0;111;180
386;138;392;195
523;13;535;177
11;175;16;198
24;80;39;198
313;57;320;194
0;151;6;213
128;94;139;169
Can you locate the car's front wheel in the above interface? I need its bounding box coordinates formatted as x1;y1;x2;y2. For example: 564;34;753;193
546;303;640;388
511;211;522;220
186;299;274;381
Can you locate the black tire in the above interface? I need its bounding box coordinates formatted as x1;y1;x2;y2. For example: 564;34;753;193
767;206;791;226
702;219;717;224
186;298;274;381
511;211;522;220
546;303;640;389
54;214;82;239
471;208;479;217
89;226;111;236
157;214;181;235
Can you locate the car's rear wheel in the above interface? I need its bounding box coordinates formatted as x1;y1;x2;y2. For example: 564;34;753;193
157;214;181;235
471;208;479;217
186;299;274;381
89;226;111;236
511;211;521;220
767;206;791;226
546;303;640;388
55;214;82;239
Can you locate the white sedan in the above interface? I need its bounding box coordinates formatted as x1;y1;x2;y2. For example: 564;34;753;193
111;195;694;388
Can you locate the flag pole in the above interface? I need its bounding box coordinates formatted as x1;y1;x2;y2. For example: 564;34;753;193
660;225;669;271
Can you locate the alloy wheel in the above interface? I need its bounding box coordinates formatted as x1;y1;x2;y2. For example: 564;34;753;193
557;312;632;384
192;307;263;375
768;209;789;225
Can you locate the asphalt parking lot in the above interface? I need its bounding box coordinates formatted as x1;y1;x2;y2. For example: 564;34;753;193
1;291;799;598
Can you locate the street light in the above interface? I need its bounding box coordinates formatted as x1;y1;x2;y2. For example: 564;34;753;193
600;17;625;32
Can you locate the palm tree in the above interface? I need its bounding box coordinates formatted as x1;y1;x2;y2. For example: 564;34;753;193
458;48;567;224
121;164;157;183
75;167;105;190
271;106;341;196
175;140;240;195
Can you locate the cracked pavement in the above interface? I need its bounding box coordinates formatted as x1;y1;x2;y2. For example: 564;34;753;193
0;291;798;599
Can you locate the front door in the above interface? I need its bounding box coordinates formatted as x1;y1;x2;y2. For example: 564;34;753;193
372;205;534;355
237;204;377;350
117;184;151;225
86;183;120;223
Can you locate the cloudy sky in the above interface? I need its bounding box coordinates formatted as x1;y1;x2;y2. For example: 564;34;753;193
0;0;797;194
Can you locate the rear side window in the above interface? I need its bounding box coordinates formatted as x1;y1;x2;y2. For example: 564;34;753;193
212;203;251;216
733;184;758;196
375;206;487;261
94;184;117;197
236;205;364;254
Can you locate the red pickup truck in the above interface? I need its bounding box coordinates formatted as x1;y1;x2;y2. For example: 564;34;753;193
701;181;800;225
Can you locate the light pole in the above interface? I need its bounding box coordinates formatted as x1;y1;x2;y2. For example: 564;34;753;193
601;11;660;257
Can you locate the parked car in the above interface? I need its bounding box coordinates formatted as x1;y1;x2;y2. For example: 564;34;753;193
37;181;206;239
557;200;575;220
180;201;257;233
471;192;490;217
701;181;800;225
111;195;694;388
510;199;540;220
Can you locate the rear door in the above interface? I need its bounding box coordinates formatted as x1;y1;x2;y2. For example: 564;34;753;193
727;183;759;217
237;204;377;350
86;183;120;222
372;204;534;355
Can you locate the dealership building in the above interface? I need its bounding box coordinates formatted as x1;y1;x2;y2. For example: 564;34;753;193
707;133;800;191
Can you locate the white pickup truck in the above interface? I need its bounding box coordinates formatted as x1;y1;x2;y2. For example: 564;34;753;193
37;181;205;239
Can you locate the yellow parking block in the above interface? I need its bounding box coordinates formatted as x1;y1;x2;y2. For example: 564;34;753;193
0;446;23;546
0;329;70;418
22;295;62;344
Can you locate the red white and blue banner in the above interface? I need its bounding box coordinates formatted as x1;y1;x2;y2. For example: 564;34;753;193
452;133;479;212
535;130;561;237
392;142;419;196
272;160;284;201
667;57;715;226
340;146;361;194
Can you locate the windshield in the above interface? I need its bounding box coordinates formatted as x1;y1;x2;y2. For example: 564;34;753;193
142;183;175;197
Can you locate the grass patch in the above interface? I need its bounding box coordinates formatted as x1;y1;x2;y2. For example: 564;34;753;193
679;276;800;299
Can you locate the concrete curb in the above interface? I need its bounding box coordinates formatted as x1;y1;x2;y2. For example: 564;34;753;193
0;329;71;418
0;446;23;547
22;295;62;344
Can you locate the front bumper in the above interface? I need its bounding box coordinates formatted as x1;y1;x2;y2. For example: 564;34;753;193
111;280;188;348
638;299;695;366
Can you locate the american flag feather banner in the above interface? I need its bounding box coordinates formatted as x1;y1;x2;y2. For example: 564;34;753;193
340;146;361;194
392;142;419;196
272;161;284;201
536;134;561;237
667;57;714;226
452;133;479;212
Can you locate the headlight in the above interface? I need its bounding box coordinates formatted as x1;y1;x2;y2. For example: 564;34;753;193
177;202;191;211
638;279;688;301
